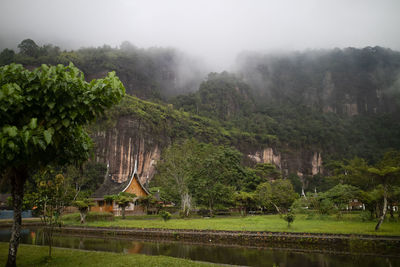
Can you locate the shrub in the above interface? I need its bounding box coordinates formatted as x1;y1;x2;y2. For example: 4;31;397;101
160;211;172;222
319;199;337;215
283;212;296;227
359;210;373;222
290;198;309;214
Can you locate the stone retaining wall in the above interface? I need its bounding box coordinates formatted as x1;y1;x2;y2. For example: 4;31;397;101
56;226;400;256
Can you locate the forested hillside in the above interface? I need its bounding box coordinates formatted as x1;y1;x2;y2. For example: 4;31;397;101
1;40;400;193
236;47;400;115
0;39;205;99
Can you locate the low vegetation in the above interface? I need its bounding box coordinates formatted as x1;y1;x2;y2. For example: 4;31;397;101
0;242;219;267
62;214;400;236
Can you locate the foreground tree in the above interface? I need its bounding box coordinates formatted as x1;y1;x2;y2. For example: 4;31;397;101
25;171;74;258
0;63;125;266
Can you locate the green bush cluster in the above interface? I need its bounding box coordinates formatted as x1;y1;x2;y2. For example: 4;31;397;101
159;211;172;222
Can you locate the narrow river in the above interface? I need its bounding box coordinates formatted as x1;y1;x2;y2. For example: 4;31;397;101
0;228;398;266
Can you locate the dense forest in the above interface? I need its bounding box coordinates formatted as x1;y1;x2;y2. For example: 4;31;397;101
1;39;400;202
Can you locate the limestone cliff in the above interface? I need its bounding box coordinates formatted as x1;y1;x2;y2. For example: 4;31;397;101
93;119;324;185
248;147;323;180
91;116;166;185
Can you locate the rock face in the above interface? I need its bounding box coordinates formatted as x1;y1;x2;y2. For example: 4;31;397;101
248;147;323;178
93;116;325;185
92;116;167;185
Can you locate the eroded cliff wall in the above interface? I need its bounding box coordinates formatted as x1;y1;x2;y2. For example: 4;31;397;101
92;116;168;185
248;148;323;179
92;114;325;185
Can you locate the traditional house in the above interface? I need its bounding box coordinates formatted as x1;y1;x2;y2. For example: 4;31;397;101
91;160;149;215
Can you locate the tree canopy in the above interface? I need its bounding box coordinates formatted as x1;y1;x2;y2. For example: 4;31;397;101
0;63;125;267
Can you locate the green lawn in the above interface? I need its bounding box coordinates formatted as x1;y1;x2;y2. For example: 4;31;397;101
62;214;400;236
0;242;220;267
0;217;41;224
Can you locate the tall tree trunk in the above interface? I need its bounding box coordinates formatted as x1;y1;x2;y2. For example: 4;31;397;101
271;202;281;214
121;207;126;219
389;202;394;219
181;192;191;217
48;227;52;258
79;210;87;224
7;167;27;267
375;184;388;231
209;198;213;217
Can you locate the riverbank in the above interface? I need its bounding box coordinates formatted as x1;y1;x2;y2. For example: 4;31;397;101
55;225;400;256
0;242;220;267
62;214;400;236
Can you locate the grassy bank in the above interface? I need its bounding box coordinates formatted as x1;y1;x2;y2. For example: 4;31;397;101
62;214;400;236
0;242;219;267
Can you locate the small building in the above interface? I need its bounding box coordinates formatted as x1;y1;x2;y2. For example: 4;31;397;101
348;199;364;210
91;160;149;216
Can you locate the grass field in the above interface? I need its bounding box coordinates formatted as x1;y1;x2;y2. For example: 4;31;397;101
62;213;400;236
0;242;219;267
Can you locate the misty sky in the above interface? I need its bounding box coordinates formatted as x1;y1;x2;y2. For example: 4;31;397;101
1;0;399;70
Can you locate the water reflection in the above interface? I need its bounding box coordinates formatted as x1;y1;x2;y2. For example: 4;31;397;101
0;228;398;267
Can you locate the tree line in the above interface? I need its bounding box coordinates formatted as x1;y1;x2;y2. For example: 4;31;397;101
152;139;400;230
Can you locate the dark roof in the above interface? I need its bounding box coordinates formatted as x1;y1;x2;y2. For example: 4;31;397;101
91;176;130;198
91;172;149;198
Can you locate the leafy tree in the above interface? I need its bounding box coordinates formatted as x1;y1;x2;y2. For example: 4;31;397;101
73;198;95;224
189;144;243;216
154;139;246;216
0;63;124;267
287;173;303;194
290;197;310;214
0;49;15;65
234;191;256;216
25;171;74;258
255;180;298;213
254;182;272;213
270;179;299;213
137;195;157;214
331;151;400;230
253;163;282;181
323;184;361;210
17;39;39;58
64;161;107;198
367;155;400;230
112;192;136;219
153;139;198;216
